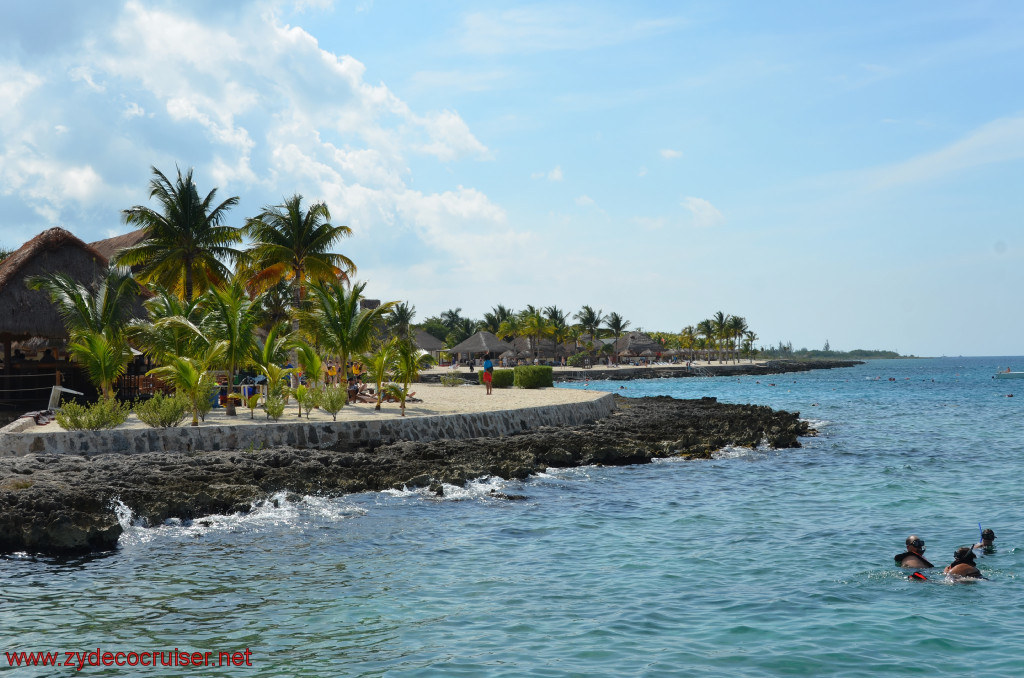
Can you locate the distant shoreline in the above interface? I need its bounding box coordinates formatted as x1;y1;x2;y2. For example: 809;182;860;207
420;359;863;384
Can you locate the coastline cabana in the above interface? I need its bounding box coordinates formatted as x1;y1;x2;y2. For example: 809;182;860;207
0;227;111;373
450;331;512;365
414;329;445;364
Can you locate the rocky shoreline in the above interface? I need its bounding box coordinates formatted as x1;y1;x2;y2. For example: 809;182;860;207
0;395;812;556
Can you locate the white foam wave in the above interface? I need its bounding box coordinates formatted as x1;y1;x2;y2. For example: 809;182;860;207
113;492;366;548
801;417;831;429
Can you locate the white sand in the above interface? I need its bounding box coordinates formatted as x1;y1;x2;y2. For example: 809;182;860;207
25;383;610;433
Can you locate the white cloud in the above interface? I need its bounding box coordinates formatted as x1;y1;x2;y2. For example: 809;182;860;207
681;197;724;228
637;166;648;177
575;194;594;206
531;165;563;181
660;148;682;159
862;114;1024;190
0;1;492;249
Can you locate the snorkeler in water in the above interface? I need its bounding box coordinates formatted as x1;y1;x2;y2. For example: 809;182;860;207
895;535;934;569
944;547;983;579
974;528;996;552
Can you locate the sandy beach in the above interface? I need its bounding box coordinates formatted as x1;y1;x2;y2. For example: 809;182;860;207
9;382;609;434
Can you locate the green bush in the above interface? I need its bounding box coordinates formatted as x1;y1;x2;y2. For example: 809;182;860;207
56;398;131;430
478;369;514;388
295;385;321;419
321;385;347;420
513;365;554;389
440;372;463;387
265;395;286;421
567;353;590;368
134;393;189;428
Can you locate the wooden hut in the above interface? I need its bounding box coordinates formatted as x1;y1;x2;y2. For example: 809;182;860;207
0;227;110;371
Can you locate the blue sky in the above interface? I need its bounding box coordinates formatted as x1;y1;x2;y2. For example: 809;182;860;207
2;1;1022;356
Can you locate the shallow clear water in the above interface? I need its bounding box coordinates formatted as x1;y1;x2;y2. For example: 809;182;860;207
3;357;1022;676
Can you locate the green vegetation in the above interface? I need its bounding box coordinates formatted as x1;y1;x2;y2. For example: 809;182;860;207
134;393;190;428
56;398;131;431
320;385;347;421
265;395;286;420
513;365;554;389
478;369;514;388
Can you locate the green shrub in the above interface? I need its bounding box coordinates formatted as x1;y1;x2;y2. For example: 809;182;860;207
265;395;285;421
513;365;554;389
295;384;321;418
134;393;189;428
440;372;463;387
56;398;131;430
478;369;514;388
321;385;347;420
567;353;590;368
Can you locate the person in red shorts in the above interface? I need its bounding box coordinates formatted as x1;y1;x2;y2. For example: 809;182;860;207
483;353;494;395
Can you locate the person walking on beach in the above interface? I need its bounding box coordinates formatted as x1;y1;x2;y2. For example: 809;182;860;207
483;352;494;395
895;535;933;569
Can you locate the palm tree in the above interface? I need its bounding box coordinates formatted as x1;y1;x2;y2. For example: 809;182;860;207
387;301;416;339
361;340;398;411
27;266;140;338
299;280;393;398
680;325;698;362
148;342;227;426
439;308;464;334
712;311;729;363
727;315;748;363
65;331;132;400
574;305;605;344
496;314;523;343
447;317;476;347
253;280;293;331
199;278;262;415
742;330;758;362
118;166;241;302
605;312;630;345
128;289;206;366
243;194;355;330
520;307;550;360
28;266;140;398
481;304;514;334
391;338;434;416
696;319;715;361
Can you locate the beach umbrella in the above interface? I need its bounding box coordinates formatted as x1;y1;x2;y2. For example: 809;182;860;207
618;349;636;357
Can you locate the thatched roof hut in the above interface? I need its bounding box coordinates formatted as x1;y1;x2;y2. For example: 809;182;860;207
450;331;512;355
0;227;109;345
414;329;444;352
88;228;148;261
613;331;663;356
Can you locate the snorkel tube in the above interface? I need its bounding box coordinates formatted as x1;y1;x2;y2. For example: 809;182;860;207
979;522;984;543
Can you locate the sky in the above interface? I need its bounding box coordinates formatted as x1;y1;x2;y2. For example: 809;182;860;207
1;1;1022;356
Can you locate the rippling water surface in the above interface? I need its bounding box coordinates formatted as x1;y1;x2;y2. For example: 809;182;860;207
3;357;1023;676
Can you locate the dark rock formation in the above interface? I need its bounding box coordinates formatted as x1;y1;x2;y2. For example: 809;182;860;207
0;396;812;556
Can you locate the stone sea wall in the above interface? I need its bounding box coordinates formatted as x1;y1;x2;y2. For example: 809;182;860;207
0;394;616;457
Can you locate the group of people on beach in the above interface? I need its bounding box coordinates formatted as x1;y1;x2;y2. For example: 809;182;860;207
895;529;996;580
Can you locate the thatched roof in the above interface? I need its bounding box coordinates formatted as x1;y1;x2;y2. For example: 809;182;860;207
450;331;512;355
0;227;109;342
613;331;663;355
414;329;444;352
88;228;148;261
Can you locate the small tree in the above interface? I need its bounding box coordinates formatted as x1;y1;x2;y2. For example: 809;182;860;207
391;339;433;416
361;340;398;411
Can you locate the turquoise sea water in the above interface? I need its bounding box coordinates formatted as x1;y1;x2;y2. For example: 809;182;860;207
2;357;1023;676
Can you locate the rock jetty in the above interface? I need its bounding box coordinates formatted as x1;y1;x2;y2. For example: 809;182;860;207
0;396;812;556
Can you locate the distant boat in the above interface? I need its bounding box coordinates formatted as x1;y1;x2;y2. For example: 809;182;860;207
994;370;1024;379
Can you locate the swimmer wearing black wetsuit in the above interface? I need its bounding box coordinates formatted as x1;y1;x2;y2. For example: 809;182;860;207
895;535;934;569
